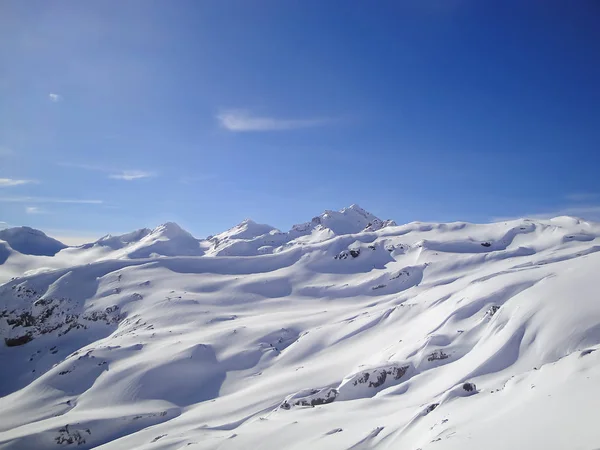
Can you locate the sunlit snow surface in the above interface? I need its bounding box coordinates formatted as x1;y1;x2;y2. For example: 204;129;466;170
1;207;600;449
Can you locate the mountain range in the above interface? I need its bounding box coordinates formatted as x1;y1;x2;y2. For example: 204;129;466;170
1;205;599;449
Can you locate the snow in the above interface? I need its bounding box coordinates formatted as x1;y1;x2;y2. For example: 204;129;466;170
89;228;153;250
0;227;66;256
1;205;600;449
289;204;396;236
211;219;277;241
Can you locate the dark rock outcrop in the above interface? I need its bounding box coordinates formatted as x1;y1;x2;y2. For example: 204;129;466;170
462;382;476;392
280;387;339;410
427;350;449;362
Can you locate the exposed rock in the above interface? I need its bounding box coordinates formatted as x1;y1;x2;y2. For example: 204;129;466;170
352;365;409;388
425;403;439;414
462;382;476;392
334;248;360;259
486;305;500;318
336;363;412;400
364;219;397;232
1;286;123;347
280;387;338;410
334;251;349;260
5;334;33;347
427;350;449;362
54;425;91;446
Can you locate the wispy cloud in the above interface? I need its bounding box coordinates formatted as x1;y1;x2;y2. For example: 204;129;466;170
108;170;154;181
217;109;333;132
49;93;62;102
25;206;46;214
59;162;156;181
564;192;599;202
0;178;37;187
0;196;103;204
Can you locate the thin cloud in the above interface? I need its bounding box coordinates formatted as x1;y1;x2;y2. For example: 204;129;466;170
217;110;333;132
25;206;46;214
109;170;154;181
49;93;62;102
0;196;103;204
0;178;37;187
60;162;156;181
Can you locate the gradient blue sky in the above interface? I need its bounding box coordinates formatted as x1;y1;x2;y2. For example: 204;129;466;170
1;1;599;243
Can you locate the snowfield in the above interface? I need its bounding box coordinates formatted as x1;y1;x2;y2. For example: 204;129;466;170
1;205;600;449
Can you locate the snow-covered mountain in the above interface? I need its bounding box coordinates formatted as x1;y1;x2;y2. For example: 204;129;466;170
78;223;204;259
83;228;153;250
0;227;66;257
205;204;397;257
290;204;396;235
1;206;600;450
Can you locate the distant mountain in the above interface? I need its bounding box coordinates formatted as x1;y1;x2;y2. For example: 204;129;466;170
210;218;277;241
290;204;396;235
117;222;204;258
207;205;397;256
0;226;66;256
84;228;153;250
71;223;204;260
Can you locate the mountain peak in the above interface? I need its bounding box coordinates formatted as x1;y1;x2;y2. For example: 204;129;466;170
152;222;191;239
213;218;277;242
122;222;202;258
291;204;393;235
343;203;367;214
93;228;152;250
0;226;66;256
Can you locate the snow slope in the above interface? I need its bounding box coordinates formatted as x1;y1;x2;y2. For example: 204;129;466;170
1;206;600;450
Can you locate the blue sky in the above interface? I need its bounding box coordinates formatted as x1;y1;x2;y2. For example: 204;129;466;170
1;1;599;243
